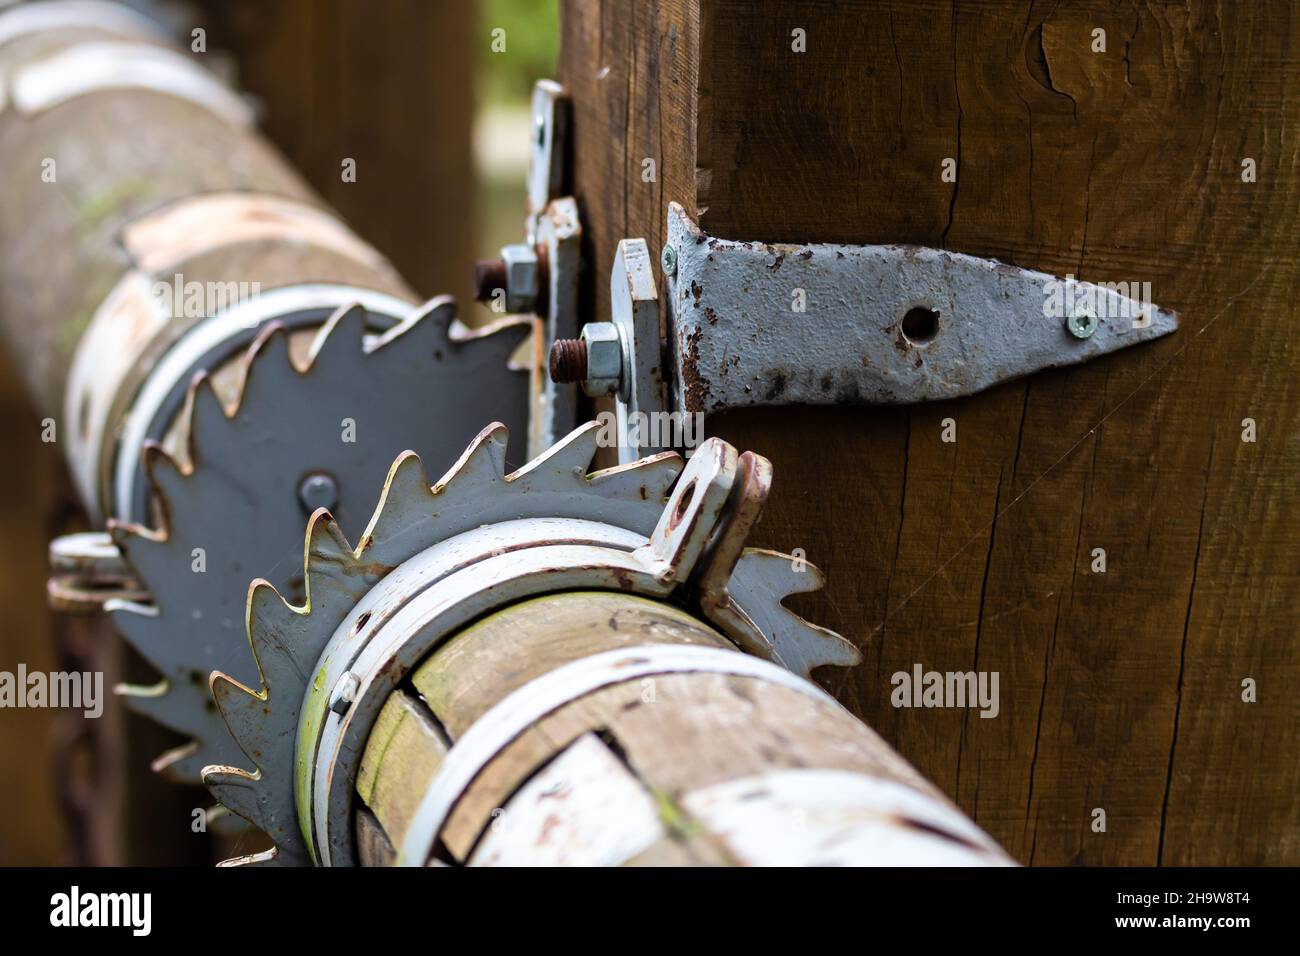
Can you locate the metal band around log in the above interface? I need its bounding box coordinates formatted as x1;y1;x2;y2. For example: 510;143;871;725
8;41;254;125
64;189;412;521
678;769;1010;866
305;446;741;865
395;643;843;866
0;1;168;48
110;284;412;522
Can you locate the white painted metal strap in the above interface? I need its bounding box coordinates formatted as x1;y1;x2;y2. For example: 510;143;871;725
63;270;168;519
112;284;412;521
10;41;253;124
396;643;842;865
65;189;409;521
468;733;665;867
681;769;1011;866
0;1;167;48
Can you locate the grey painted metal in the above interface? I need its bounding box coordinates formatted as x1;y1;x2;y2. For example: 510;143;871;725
204;424;857;865
610;239;670;463
204;422;686;865
304;438;738;864
108;299;531;784
499;243;540;315
532;197;582;457
113;284;414;524
578;321;622;397
663;202;1179;412
296;472;339;514
526;80;569;229
395;643;845;866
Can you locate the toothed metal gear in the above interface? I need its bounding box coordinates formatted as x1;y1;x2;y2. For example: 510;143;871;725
107;299;531;783
201;421;861;866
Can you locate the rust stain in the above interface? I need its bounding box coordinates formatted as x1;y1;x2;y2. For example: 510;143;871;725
680;327;711;413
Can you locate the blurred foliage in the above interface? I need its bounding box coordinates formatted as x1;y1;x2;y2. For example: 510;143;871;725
478;0;559;107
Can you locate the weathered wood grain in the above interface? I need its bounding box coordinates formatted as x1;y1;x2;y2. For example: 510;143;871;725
355;689;449;853
364;591;995;865
197;0;476;303
559;0;1299;864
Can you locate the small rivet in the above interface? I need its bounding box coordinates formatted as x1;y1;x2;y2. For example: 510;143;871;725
329;672;360;716
661;244;677;277
1066;305;1098;339
298;472;339;513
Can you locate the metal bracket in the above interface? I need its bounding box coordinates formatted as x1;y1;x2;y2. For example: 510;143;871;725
550;204;1179;455
662;203;1178;412
474;79;583;460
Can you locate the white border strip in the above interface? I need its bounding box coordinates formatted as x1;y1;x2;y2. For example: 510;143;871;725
11;41;252;124
112;284;412;521
396;643;842;865
681;769;1009;865
0;1;167;48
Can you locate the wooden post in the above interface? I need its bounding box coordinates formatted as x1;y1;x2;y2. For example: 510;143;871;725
558;0;1299;865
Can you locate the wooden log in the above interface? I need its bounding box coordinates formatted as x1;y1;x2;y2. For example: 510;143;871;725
558;0;1299;866
0;11;411;424
356;591;1009;866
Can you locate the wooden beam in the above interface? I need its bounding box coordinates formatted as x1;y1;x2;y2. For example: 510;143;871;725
557;0;1299;865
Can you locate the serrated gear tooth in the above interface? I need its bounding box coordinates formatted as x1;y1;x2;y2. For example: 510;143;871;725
185;370;235;466
729;549;862;676
590;452;684;503
232;323;295;415
302;511;372;619
209;682;272;764
511;420;602;486
106;599;171;675
114;678;175;721
754;549;827;595
201;764;275;837
449;311;533;353
116;677;217;741
106;522;171;606
243;581;317;693
307;303;367;369
152;741;207;782
358;451;433;550
434;421;509;492
217;848;285;867
372;296;454;352
139;441;189;526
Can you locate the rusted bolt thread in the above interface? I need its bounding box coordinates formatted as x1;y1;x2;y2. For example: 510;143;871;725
549;338;587;383
473;258;508;302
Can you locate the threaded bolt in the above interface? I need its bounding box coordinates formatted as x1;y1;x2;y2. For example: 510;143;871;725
549;338;588;383
473;258;508;303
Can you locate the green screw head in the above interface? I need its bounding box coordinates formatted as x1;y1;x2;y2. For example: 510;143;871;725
1066;305;1098;339
661;243;677;277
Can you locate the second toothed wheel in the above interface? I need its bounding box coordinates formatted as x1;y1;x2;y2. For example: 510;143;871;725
201;422;861;866
108;299;531;782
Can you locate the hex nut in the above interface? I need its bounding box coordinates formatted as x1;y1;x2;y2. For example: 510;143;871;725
501;243;540;314
580;322;623;397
